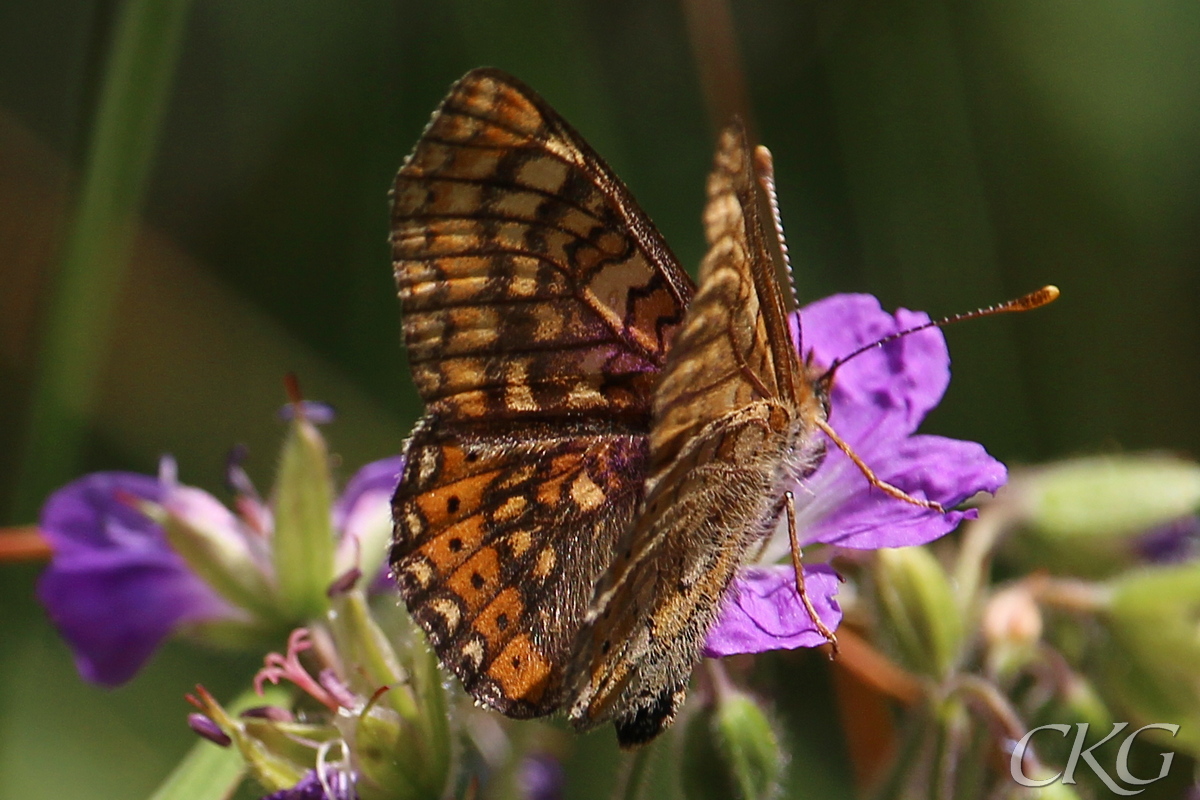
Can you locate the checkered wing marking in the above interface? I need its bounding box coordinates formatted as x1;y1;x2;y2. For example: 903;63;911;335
390;69;693;718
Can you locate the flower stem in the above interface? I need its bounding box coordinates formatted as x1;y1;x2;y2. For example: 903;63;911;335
12;0;192;519
612;740;656;800
953;504;1018;612
1025;574;1111;614
0;526;51;562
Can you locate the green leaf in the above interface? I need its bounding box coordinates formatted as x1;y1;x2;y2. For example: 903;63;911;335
11;0;193;518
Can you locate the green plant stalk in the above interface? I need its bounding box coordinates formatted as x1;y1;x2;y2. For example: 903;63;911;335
146;738;245;800
13;0;192;519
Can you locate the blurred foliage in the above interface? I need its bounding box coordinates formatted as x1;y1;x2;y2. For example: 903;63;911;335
2;0;1198;798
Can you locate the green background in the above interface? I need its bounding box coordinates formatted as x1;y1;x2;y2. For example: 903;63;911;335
2;0;1198;797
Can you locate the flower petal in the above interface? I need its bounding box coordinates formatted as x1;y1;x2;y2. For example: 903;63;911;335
766;295;1005;557
796;293;949;427
519;753;565;800
332;456;404;533
795;432;1005;550
332;456;404;586
263;770;356;800
278;401;338;425
703;565;842;657
36;472;234;685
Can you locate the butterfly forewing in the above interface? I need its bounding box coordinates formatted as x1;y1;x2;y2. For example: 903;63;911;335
567;123;827;746
390;69;694;718
393;69;691;423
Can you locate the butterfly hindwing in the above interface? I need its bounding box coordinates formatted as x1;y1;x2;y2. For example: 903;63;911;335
393;417;647;716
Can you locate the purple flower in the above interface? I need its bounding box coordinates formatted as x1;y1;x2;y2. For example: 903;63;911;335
705;294;1007;656
36;469;236;685
1136;516;1200;564
518;753;565;800
37;455;405;686
262;769;356;800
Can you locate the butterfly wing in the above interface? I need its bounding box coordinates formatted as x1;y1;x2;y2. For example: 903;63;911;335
390;69;694;718
568;122;826;746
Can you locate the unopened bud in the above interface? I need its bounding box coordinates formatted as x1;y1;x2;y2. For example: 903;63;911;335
982;584;1043;678
1095;563;1200;757
874;547;964;679
272;407;336;620
680;690;783;800
1006;457;1200;576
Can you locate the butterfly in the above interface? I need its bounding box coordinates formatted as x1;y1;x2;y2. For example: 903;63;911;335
389;68;933;746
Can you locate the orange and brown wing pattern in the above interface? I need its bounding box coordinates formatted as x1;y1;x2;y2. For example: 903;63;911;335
394;418;647;717
567;123;826;746
392;68;693;424
390;69;693;718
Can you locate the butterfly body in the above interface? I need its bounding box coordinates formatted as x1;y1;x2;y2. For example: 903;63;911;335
567;128;830;745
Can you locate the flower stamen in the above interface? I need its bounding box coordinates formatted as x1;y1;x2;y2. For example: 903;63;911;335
254;628;341;712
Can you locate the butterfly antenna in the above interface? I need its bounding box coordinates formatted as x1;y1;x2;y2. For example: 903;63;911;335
817;285;1060;390
753;147;801;314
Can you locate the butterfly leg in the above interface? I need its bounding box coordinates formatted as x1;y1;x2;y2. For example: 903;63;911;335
785;490;839;653
814;418;946;513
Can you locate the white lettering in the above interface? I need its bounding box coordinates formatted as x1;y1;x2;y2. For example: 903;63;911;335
1009;724;1070;788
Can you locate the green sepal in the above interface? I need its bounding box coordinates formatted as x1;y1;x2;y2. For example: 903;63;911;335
272;412;336;619
680;690;784;800
874;546;965;680
149;501;277;619
191;685;307;793
353;697;449;800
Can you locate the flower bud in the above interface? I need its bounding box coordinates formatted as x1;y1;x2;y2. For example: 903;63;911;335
1095;563;1200;757
327;598;451;800
152;485;276;619
1016;773;1084;800
1010;457;1200;575
873;546;964;679
680;690;784;800
982;584;1043;678
272;408;336;619
1033;673;1112;737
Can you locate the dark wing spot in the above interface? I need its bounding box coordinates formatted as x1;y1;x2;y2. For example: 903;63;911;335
511;656;521;668
447;496;461;514
449;537;464;552
465;451;479;463
496;612;509;631
471;572;485;590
